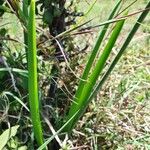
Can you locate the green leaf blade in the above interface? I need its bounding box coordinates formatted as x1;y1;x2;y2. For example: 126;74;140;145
64;17;126;132
0;125;19;150
73;0;122;104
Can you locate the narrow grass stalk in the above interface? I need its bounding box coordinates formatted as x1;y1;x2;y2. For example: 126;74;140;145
88;0;150;104
23;0;29;60
0;68;28;77
27;0;44;146
64;18;126;132
72;0;122;107
23;0;29;19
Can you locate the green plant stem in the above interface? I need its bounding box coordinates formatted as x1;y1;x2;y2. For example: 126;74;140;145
27;0;44;146
64;18;125;132
72;0;122;107
88;0;150;104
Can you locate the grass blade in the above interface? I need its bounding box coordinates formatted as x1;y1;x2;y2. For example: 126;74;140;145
3;91;29;112
27;0;44;146
72;0;122;107
64;17;126;132
88;1;150;104
0;68;28;77
23;0;29;60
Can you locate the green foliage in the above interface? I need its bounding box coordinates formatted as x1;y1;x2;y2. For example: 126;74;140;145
0;0;150;149
63;17;126;132
0;125;19;149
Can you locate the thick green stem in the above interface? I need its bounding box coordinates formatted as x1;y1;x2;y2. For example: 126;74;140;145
27;0;44;146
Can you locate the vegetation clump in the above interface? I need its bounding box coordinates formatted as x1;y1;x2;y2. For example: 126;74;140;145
0;0;150;149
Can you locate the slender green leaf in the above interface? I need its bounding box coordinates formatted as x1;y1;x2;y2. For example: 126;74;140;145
73;0;122;108
64;17;126;132
23;0;29;61
88;0;150;105
0;125;19;150
4;91;29;111
0;68;28;78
